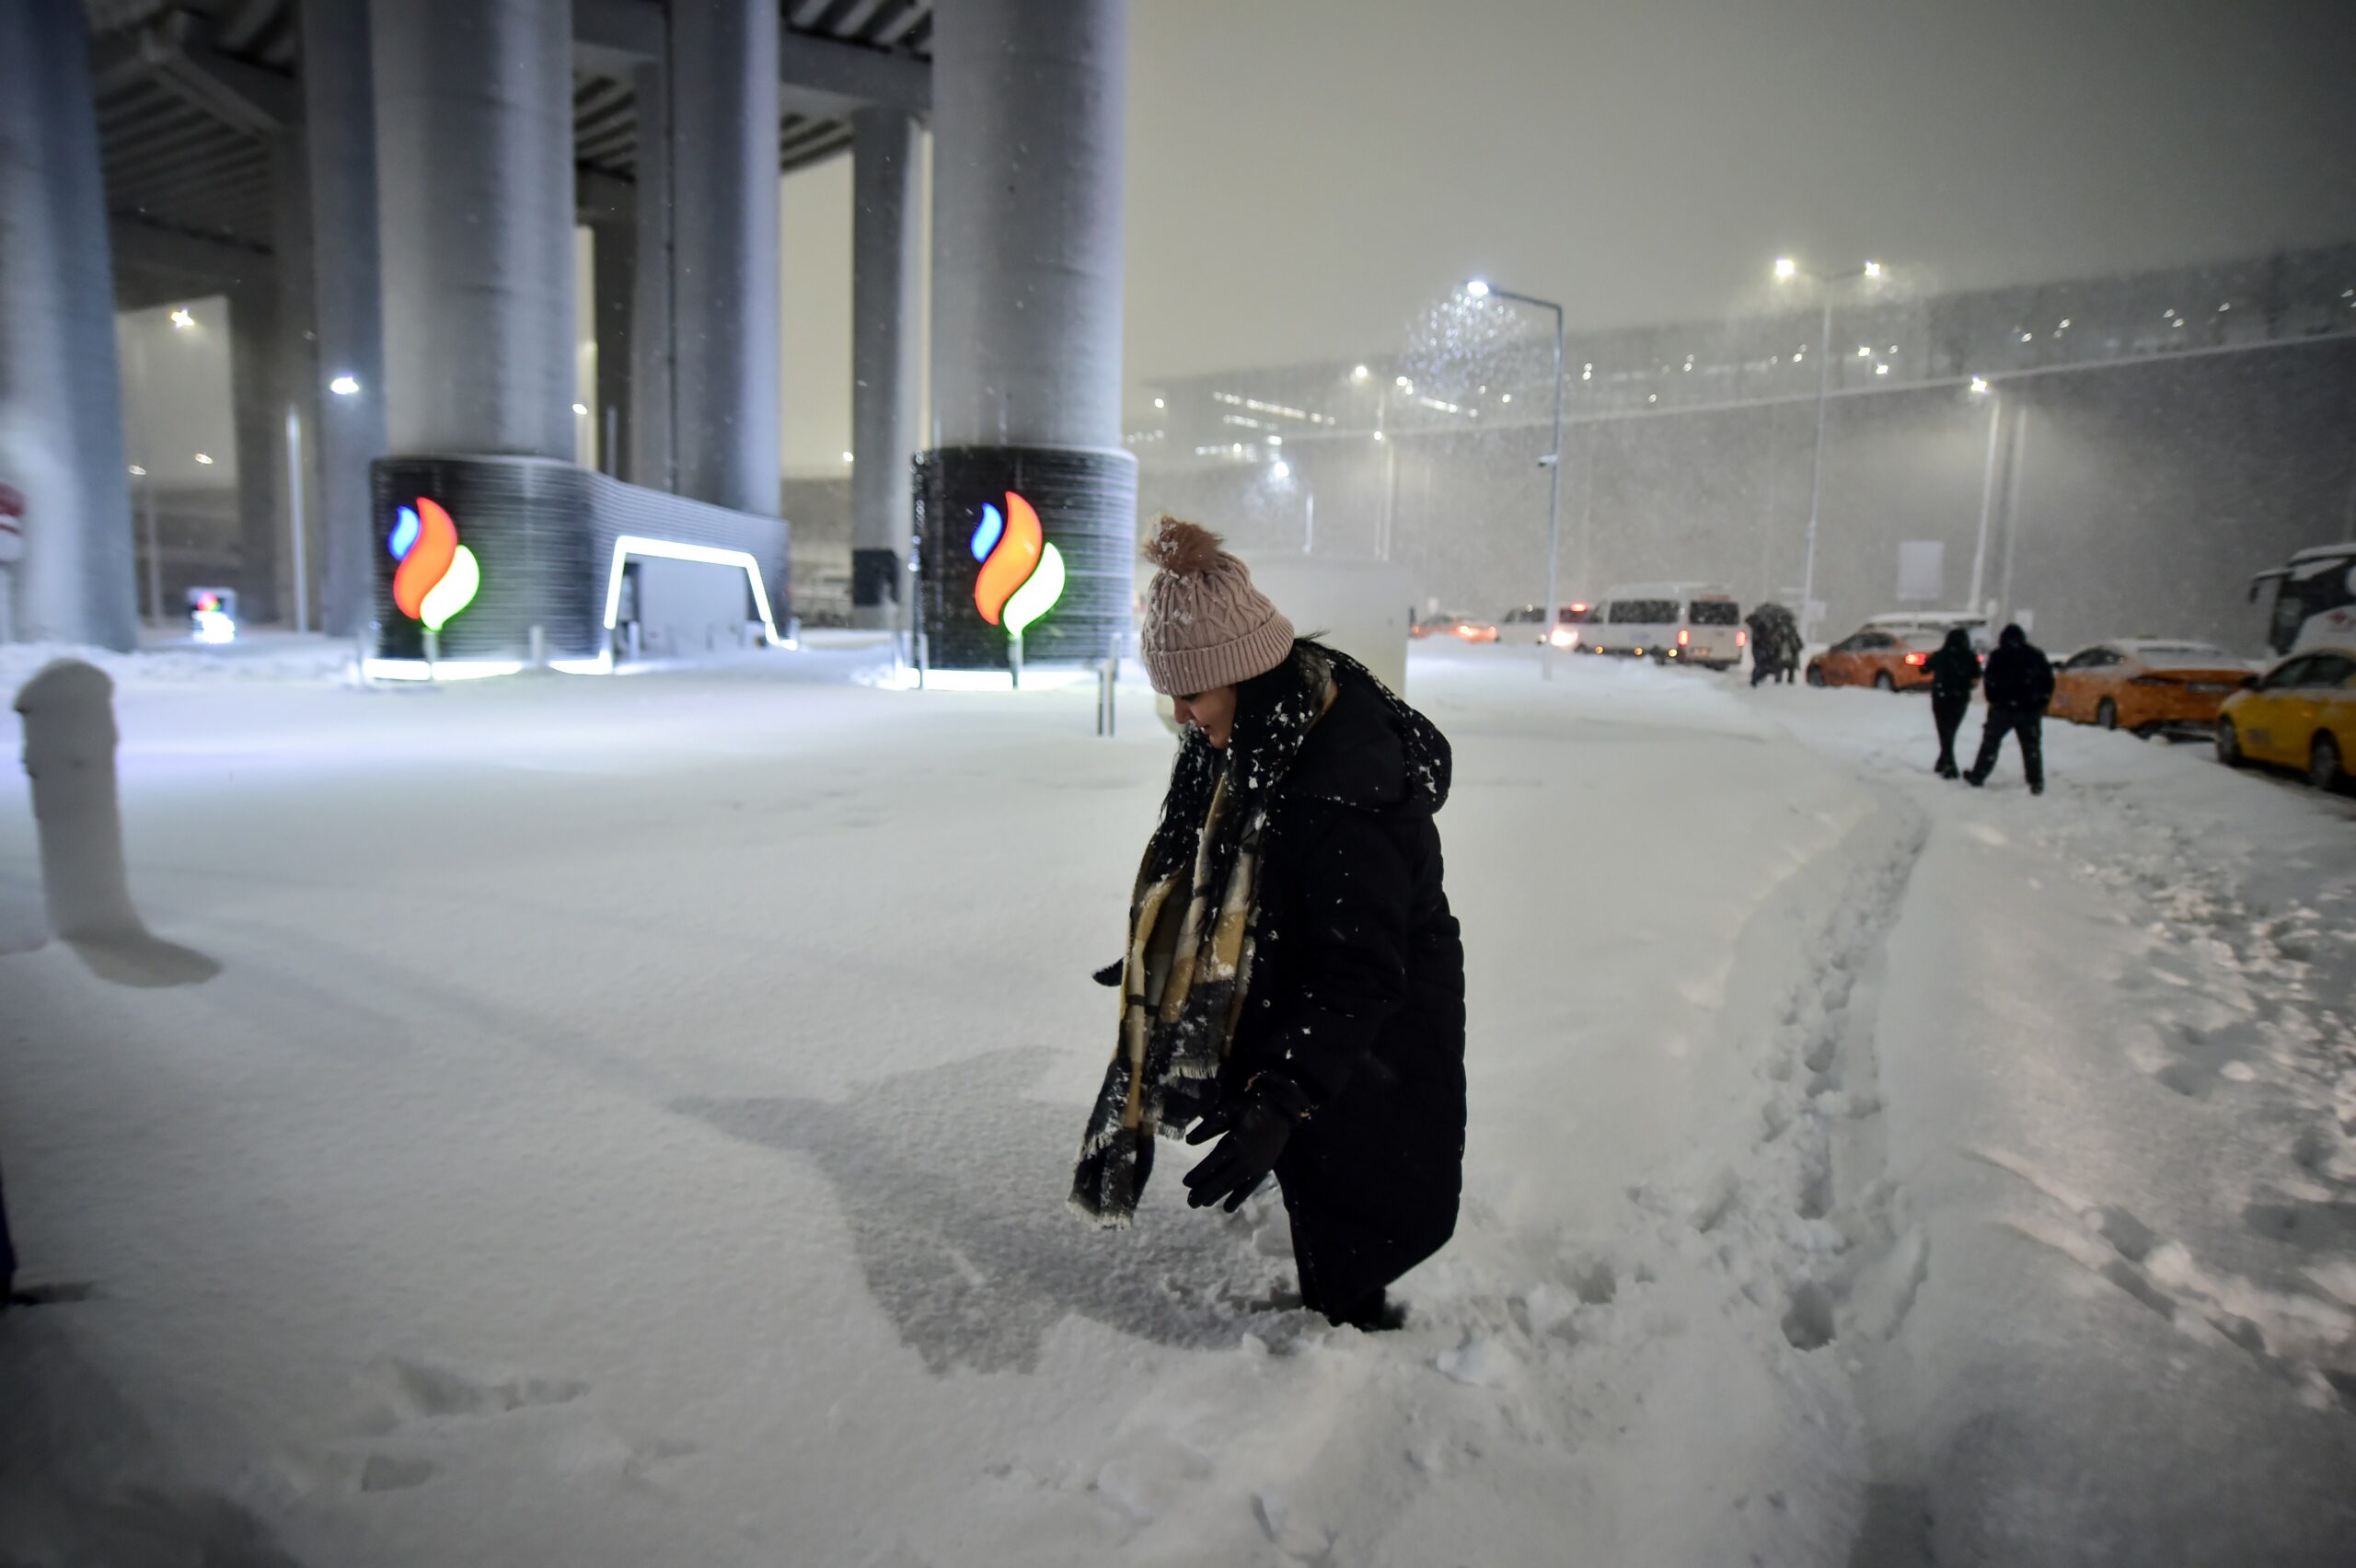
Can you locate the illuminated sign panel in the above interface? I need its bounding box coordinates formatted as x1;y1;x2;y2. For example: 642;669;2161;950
390;497;480;631
970;491;1067;638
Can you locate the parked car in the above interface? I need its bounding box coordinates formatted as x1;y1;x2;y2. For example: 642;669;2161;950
1863;611;1992;651
2216;647;2355;791
1581;582;1744;668
2050;640;2253;737
1412;612;1498;643
1497;602;1593;647
1807;627;1942;691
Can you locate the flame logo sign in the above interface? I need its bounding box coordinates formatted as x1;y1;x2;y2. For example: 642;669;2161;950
389;496;481;631
969;490;1066;639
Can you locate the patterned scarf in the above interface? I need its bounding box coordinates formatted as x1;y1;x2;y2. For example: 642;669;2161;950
1068;646;1336;1226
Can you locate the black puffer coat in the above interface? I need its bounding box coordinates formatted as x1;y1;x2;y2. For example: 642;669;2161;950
1925;629;1982;702
1226;671;1467;1314
1981;625;2055;710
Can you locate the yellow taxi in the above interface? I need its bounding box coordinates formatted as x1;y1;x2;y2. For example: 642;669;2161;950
2216;647;2355;791
2050;640;2253;737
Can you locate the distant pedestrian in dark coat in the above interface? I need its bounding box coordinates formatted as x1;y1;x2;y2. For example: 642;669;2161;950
1072;517;1466;1332
1967;624;2055;793
1746;604;1802;686
1924;628;1981;778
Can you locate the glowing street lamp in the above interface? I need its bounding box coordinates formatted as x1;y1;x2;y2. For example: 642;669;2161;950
1462;276;1568;678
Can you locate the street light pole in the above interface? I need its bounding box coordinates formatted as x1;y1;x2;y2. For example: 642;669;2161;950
1464;280;1567;678
1777;258;1880;644
1798;289;1832;643
1967;381;2001;617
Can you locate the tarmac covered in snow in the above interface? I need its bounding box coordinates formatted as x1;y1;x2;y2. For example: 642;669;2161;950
1;638;2350;1565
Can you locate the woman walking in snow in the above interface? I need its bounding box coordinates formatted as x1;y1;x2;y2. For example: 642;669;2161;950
1071;517;1467;1330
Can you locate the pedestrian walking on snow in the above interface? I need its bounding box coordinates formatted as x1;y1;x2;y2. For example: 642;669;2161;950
1745;604;1802;686
1071;516;1467;1331
1967;624;2055;793
1924;628;1981;778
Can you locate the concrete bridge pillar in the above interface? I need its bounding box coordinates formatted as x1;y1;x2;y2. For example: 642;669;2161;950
665;0;780;516
628;62;675;494
921;0;1136;668
371;0;575;459
850;108;922;629
302;0;387;636
0;0;138;649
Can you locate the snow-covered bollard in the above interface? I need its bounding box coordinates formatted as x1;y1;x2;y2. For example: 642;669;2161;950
15;660;137;942
13;660;217;986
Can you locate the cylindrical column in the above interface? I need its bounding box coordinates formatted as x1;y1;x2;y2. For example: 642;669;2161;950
850;109;921;628
229;282;283;619
921;0;1136;672
371;0;574;458
304;0;387;636
269;129;320;625
666;0;779;514
629;62;675;493
930;0;1127;447
0;0;139;650
591;222;635;480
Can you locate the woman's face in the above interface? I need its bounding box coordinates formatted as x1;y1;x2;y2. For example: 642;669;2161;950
1172;685;1239;749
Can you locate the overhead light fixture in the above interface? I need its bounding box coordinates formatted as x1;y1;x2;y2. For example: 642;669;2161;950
1352;364;1370;381
192;452;214;465
329;375;361;396
1152;397;1165;409
1463;279;1491;298
1863;259;1883;279
1969;376;1991;395
1773;257;1797;280
169;307;194;329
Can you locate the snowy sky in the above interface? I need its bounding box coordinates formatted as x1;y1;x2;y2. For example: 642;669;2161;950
124;0;2356;479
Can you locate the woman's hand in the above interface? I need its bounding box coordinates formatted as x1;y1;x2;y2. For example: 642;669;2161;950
1182;1097;1297;1212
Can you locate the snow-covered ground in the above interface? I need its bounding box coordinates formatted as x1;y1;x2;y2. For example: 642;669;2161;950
1;639;2349;1565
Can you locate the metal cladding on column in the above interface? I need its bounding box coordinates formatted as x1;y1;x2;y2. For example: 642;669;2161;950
666;0;780;516
0;0;138;649
850;108;921;628
370;0;574;459
629;62;676;495
922;0;1136;668
303;0;387;637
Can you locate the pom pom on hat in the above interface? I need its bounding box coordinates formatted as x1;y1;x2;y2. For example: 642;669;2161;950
1144;514;1227;575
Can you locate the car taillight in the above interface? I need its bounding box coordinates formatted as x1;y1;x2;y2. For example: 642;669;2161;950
1904;652;1925;666
1677;628;1690;647
1737;629;1749;648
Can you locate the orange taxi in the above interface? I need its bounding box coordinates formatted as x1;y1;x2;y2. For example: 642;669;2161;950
2050;640;2254;736
2217;647;2355;792
1806;627;1941;691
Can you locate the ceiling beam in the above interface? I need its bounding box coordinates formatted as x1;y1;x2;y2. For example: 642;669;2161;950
88;12;300;135
571;0;930;119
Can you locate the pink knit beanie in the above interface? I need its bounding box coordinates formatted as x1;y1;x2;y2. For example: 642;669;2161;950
1137;515;1297;696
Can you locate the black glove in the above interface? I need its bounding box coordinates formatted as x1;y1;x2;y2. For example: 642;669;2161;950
1182;1081;1308;1212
